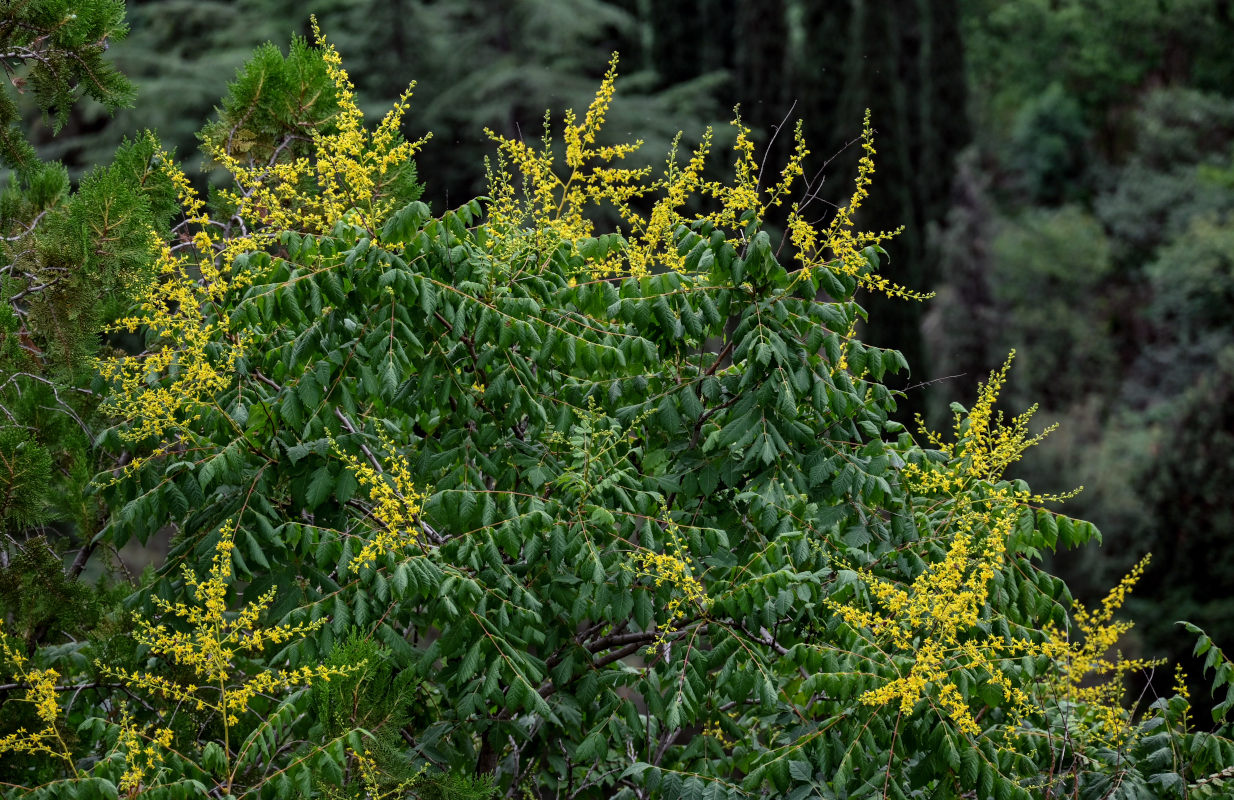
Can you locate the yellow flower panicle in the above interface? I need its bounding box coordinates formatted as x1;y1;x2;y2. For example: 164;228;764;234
98;520;359;732
831;354;1078;736
98;20;427;470
786;110;924;301
1046;555;1162;746
333;434;428;568
900;353;1077;504
346;747;428;800
98;217;245;450
486;57;923;298
0;625;77;774
832;357;1159;745
486;53;648;272
632;507;711;651
117;707;174;795
211;18;430;240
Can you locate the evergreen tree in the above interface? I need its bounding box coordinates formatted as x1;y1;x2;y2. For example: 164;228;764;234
35;0;319;177
0;1;176;564
795;0;970;416
0;0;132;173
648;0;734;88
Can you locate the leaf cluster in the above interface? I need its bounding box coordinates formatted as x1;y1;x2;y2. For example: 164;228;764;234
0;0;134;173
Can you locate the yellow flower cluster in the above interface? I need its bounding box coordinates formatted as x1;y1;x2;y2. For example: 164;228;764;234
117;707;174;795
0;623;77;774
832;354;1072;735
99;520;358;731
701;717;736;748
785;110;923;301
98;20;426;466
901;353;1073;499
485;57;917;296
1044;555;1162;746
832;356;1159;746
328;748;426;800
333;434;428;567
836;510;1028;736
632;508;710;649
485;54;648;274
209;19;430;240
98;218;244;450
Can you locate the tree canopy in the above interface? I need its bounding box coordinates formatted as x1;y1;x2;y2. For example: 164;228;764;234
3;4;1234;799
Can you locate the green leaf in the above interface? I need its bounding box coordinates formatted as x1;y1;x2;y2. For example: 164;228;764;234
305;466;334;509
202;741;227;777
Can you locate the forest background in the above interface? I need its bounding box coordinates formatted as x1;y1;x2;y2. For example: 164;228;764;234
24;0;1234;720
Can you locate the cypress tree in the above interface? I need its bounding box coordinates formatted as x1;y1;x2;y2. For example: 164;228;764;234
734;0;790;182
794;0;970;417
648;0;735;88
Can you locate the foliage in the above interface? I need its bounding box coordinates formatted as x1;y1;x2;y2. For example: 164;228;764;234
939;7;1234;717
1007;84;1089;205
0;0;133;173
0;2;181;637
960;0;1225;133
1094;89;1234;266
0;129;179;567
4;7;1234;800
985;206;1117;410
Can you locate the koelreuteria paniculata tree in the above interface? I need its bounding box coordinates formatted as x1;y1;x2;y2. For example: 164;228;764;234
4;13;1234;800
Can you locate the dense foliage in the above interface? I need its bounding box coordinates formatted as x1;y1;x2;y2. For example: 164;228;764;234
4;3;1234;799
929;0;1234;708
0;0;177;577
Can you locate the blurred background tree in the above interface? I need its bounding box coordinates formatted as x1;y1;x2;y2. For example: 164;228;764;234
937;0;1234;720
20;0;1234;725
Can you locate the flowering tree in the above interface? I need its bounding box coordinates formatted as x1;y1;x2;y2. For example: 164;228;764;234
3;20;1234;800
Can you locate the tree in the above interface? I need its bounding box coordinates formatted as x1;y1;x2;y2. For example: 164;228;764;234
935;3;1234;708
795;0;971;417
5;17;1234;800
0;1;177;585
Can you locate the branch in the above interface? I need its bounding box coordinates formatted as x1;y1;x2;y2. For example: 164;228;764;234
585;629;661;653
2;209;49;242
0;681;124;693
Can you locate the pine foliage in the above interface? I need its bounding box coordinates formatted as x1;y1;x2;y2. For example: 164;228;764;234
0;0;133;173
0;2;180;548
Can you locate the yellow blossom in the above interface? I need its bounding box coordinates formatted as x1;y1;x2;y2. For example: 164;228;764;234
97;18;427;476
97;520;360;752
631;506;711;652
485;58;922;300
831;354;1078;736
1045;555;1162;746
0;623;78;774
332;434;429;568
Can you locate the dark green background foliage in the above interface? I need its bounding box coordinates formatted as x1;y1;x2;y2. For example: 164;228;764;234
933;0;1234;713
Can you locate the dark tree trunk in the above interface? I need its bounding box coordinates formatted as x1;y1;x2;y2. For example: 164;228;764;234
734;0;790;179
794;0;970;420
649;0;736;87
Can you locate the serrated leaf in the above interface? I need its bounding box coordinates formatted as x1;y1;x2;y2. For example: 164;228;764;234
305;466;334;509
